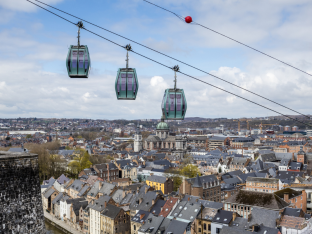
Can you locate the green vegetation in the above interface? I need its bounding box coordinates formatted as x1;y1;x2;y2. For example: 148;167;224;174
25;141;66;182
180;164;201;178
68;149;92;178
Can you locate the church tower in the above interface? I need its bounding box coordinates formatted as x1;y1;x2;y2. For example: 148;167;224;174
134;123;143;152
297;145;307;164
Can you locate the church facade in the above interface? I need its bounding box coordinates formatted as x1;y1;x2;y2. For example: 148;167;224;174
143;117;188;159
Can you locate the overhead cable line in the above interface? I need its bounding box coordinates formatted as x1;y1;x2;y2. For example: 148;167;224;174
28;0;310;119
143;0;312;78
26;0;312;128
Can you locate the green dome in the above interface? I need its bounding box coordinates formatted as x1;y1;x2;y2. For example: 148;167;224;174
156;121;169;130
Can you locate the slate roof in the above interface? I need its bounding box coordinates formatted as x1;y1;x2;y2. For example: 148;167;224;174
111;189;124;204
44;187;56;198
69;180;85;192
147;175;167;184
169;201;201;222
57;174;70;185
249;207;280;228
186;175;218;188
89;195;112;212
131;210;151;223
138;214;165;234
98;182;116;196
181;195;223;209
163;219;189;234
225;190;289;210
71;199;88;216
282;208;304;217
237;172;267;183
52;192;64;205
101;203;122;219
192;174;202;188
129;190;159;212
212;210;233;224
275;171;304;183
150;199;166;216
78;185;90;197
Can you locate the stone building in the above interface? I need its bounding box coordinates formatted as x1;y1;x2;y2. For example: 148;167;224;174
100;203;131;234
144;116;188;159
179;174;221;202
0;151;45;233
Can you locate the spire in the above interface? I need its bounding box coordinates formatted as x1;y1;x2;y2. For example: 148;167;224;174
193;174;202;188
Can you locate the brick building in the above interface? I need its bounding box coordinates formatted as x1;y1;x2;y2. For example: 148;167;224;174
245;177;280;193
179;174;221;202
274;188;307;212
92;162;119;181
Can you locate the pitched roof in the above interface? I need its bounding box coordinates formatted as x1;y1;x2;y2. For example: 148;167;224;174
212;210;233;224
101;203;122;219
249;207;280;228
158;197;179;217
147;175;167;184
57;174;70;185
192;174;202;188
225;190;289;210
274;188;302;200
163;219;189;234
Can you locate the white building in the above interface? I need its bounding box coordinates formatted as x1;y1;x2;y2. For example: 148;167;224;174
134;124;143;152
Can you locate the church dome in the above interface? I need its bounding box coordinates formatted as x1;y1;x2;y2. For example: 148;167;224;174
156;121;169;130
156;115;169;130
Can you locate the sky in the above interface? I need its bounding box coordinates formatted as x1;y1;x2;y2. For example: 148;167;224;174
0;0;312;120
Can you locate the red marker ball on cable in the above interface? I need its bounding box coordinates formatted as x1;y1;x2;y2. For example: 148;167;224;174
185;16;192;23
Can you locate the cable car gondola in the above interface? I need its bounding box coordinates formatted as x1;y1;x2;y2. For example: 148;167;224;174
66;21;91;78
115;44;139;100
161;65;187;120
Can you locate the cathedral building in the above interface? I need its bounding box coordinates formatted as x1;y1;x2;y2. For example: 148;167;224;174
144;116;188;159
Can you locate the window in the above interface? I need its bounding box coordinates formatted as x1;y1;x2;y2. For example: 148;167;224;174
204;224;207;230
216;228;221;233
133;225;136;231
198;228;201;233
127;73;133;91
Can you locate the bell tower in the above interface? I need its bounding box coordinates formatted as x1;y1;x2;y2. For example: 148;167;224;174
134;123;143;152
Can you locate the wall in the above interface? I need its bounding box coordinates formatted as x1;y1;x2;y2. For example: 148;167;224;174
0;152;45;233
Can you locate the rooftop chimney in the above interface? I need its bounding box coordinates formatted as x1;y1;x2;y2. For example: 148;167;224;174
284;192;289;202
140;213;145;220
232;212;237;222
104;201;107;208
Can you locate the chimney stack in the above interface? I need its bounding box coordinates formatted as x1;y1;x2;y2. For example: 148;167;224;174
232;212;237;222
284;192;289;202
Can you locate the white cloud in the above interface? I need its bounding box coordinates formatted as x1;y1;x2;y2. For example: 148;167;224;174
0;0;64;12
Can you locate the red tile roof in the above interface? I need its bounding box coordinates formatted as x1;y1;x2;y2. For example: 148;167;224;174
158;197;179;217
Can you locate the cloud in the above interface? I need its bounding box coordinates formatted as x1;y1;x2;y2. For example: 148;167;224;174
0;0;64;12
0;0;311;119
